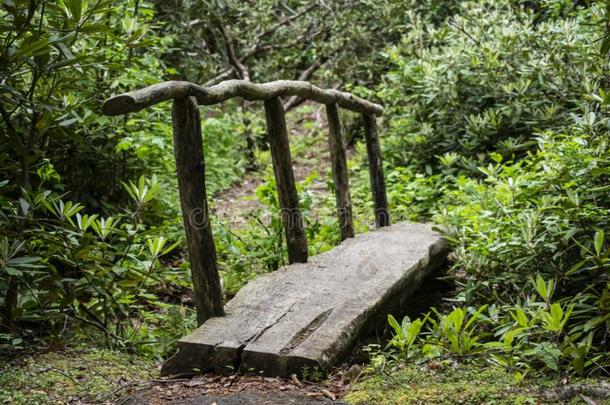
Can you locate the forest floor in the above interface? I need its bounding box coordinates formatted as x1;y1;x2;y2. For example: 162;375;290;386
4;346;609;404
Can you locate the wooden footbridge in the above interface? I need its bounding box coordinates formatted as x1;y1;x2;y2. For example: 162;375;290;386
103;80;449;377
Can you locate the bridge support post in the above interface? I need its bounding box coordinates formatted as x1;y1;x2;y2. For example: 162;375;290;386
326;103;354;240
264;97;308;263
362;113;390;227
172;96;224;324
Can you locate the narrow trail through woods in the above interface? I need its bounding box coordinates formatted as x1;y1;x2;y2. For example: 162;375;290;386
212;103;338;228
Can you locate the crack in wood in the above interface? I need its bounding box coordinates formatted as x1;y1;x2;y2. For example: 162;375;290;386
279;308;333;355
234;302;298;372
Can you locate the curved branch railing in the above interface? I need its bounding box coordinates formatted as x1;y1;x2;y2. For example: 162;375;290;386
102;80;389;324
103;80;383;116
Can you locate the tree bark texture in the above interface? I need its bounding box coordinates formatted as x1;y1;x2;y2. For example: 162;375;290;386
326;103;354;240
172;96;224;324
362;113;390;228
264;97;308;264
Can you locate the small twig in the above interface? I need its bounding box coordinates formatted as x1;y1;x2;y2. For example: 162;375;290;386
321;388;336;401
97;381;145;402
150;378;191;384
57;313;69;337
448;18;481;47
39;367;80;384
291;373;305;387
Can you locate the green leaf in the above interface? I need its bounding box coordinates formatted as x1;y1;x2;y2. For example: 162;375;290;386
64;0;82;22
510;307;528;328
594;229;604;256
388;314;402;336
4;267;23;276
161;240;181;256
16;35;50;58
9;256;41;266
59;117;78;127
79;23;110;33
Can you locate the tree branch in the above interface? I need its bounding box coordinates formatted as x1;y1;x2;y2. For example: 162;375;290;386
103;79;383;116
203;2;323;86
218;24;250;81
252;2;318;45
283;59;326;111
0;104;17;137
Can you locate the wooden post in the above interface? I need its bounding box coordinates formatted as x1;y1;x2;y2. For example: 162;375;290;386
326;103;354;241
362;113;390;228
264;97;308;263
172;96;224;325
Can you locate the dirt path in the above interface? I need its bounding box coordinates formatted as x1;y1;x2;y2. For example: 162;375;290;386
212;103;332;228
120;372;350;404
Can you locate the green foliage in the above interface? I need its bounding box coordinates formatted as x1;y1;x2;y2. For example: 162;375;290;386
386;277;606;376
387;314;424;359
155;0;444;86
0;0;174;198
373;0;610;379
0;0;251;357
345;359;586;404
0;346;156;404
378;0;603;171
201;114;248;195
431;131;610;370
437;131;610;296
0;169;192;358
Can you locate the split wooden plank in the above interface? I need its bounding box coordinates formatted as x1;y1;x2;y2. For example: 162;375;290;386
161;223;449;377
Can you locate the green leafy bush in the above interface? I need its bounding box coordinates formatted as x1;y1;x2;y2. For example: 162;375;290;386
0;0;251;357
378;1;603;171
437;130;610;295
0;169;191;357
376;0;610;377
386;276;608;376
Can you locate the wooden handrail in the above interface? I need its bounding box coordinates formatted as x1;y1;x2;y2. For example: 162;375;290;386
102;80;383;116
102;79;389;324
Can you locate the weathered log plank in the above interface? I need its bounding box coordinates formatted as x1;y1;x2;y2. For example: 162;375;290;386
326;103;354;241
362;113;390;228
102;80;383;116
172;97;224;324
265;97;308;264
161;223;449;377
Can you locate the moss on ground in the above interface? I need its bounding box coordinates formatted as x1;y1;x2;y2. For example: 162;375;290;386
0;346;158;404
345;360;609;405
3;349;610;404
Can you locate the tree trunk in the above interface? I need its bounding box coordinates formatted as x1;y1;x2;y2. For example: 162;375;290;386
241;101;258;171
326;103;354;241
264;97;308;264
362;113;390;228
172;96;224;324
